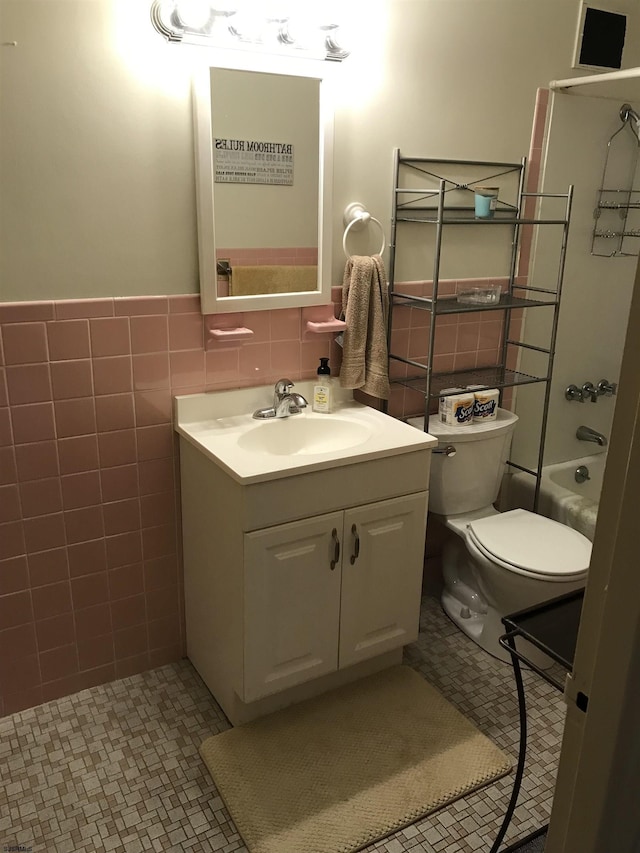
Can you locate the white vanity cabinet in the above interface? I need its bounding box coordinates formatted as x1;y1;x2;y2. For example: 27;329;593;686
243;493;427;702
178;436;432;725
175;384;437;726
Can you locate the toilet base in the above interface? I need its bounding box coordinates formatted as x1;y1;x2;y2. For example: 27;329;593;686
441;587;562;670
439;527;583;669
441;588;511;662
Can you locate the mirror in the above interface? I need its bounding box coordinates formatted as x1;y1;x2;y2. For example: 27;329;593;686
193;59;334;314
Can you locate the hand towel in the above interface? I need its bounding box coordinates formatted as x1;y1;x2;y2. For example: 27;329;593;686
340;254;390;399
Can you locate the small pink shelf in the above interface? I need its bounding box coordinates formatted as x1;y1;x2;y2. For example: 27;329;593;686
208;327;254;342
302;305;346;335
305;318;347;334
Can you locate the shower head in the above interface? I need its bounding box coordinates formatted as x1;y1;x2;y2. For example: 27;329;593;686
620;103;640;140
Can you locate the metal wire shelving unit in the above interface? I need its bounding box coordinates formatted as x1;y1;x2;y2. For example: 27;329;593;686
385;151;573;509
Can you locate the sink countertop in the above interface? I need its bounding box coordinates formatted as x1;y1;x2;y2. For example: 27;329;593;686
174;381;437;484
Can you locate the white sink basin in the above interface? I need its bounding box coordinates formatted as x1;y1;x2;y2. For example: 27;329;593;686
174;381;436;483
238;415;372;456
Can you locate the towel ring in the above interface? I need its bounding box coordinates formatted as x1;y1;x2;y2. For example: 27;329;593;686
342;202;386;259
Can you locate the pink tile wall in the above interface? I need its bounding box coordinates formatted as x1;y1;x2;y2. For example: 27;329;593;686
518;88;550;279
0;294;342;718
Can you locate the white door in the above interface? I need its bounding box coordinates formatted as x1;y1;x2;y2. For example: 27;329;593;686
339;492;428;669
545;258;640;853
243;512;343;702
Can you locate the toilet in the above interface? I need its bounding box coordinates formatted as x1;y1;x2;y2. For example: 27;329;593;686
410;409;591;661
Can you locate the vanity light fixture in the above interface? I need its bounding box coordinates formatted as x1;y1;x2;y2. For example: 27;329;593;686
150;0;350;60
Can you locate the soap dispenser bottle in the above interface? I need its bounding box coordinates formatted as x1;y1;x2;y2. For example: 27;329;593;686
313;358;333;413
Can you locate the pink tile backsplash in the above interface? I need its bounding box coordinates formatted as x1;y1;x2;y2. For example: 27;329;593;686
64;506;104;546
130;316;169;354
98;429;137;468
11;403;56;444
93;356;133;396
47;320;91;361
168;313;204;351
95;394;135;433
58;434;100;474
50;360;93;400
28;548;68;587
90;317;131;357
0;272;527;715
132;353;170;391
0;555;28;596
61;471;102;511
67;539;107;578
19;478;63;518
6;364;52;405
2;323;49;365
54;398;96;438
134;389;172;427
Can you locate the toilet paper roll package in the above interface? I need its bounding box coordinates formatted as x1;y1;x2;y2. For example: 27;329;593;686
439;390;475;425
438;388;464;424
470;388;500;422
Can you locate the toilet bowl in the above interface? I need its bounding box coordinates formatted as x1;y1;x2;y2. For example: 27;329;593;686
409;410;591;661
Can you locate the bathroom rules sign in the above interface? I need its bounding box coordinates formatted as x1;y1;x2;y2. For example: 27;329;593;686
214;138;294;185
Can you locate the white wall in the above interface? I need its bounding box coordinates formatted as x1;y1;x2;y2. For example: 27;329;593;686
512;92;640;468
0;0;199;300
4;0;640;301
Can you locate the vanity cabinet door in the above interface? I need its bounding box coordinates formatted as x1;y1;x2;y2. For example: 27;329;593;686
338;492;428;669
243;512;343;702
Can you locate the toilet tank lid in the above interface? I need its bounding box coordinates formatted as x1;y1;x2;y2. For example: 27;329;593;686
416;408;518;443
468;509;592;576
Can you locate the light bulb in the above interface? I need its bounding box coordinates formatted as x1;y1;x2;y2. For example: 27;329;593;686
228;13;265;42
280;16;324;51
175;0;212;30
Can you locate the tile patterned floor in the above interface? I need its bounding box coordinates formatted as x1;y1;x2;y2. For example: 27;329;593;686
1;594;565;853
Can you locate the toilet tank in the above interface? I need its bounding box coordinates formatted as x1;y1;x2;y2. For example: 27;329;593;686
415;409;519;515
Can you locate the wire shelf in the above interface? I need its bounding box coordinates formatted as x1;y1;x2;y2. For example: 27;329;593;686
391;366;546;398
392;293;558;314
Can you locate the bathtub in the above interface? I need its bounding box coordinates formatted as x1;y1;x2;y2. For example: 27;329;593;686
508;452;605;541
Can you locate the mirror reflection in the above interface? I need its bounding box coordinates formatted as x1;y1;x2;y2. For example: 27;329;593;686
194;63;332;315
212;69;320;299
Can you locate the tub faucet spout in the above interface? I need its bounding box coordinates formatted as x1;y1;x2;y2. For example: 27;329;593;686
576;425;607;447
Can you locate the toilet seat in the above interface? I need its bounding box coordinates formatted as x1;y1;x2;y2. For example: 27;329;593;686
466;508;591;581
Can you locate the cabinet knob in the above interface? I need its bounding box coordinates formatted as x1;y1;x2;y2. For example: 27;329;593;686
330;528;340;570
350;524;360;565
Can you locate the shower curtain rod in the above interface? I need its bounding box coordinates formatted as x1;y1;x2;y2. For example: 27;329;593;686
550;66;640;91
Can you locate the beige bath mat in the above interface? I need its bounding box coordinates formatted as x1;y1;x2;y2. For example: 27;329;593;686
200;666;512;853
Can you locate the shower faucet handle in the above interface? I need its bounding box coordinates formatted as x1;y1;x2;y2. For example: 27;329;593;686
565;384;585;403
582;382;599;403
597;379;617;397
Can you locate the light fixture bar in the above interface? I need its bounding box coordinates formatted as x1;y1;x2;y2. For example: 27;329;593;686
149;0;349;61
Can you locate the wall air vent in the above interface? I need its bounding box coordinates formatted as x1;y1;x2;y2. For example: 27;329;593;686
573;1;627;71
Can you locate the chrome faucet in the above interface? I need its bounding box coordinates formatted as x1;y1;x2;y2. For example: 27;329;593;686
565;379;617;403
576;425;607;447
253;378;308;419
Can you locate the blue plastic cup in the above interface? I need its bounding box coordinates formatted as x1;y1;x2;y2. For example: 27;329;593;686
474;187;499;218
